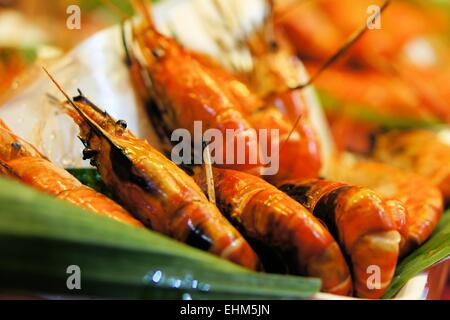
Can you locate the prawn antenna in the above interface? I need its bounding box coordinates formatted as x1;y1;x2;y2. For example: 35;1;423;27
284;114;302;145
43;67;130;158
120;21;133;66
293;0;391;90
276;0;315;22
46;93;61;106
284;0;390;145
43;67;106;139
43;67;80;112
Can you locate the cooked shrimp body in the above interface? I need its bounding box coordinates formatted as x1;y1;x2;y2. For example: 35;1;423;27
0;119;142;227
60;93;261;270
194;167;352;296
329;158;443;256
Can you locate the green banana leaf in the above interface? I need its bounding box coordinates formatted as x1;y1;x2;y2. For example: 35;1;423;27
383;210;450;299
0;176;320;299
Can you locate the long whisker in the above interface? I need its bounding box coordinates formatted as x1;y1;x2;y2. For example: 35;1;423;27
42;67;111;142
284;0;391;145
275;0;316;22
293;0;391;90
121;21;133;66
43;67;137;167
46;93;61;106
43;68;78;110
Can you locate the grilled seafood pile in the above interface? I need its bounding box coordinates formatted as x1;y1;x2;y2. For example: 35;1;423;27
0;119;143;228
0;0;448;300
275;0;450;154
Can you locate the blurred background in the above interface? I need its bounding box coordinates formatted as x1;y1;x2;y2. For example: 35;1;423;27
276;0;450;155
1;0;450;150
0;0;135;97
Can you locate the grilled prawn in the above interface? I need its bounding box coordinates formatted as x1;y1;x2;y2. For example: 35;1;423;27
329;159;444;256
129;7;264;173
374;130;450;204
278;179;404;299
248;104;321;182
127;2;322;183
194;167;352;296
0;119;142;227
242;13;323;180
46;75;260;270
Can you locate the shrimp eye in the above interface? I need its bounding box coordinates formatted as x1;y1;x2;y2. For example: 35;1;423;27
11;141;22;150
115;120;127;136
116;120;127;129
269;40;278;51
82;148;98;160
151;47;165;59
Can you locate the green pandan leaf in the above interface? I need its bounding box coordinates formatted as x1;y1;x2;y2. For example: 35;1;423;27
69;168;450;299
67;168;114;199
0;176;320;299
383;211;450;299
